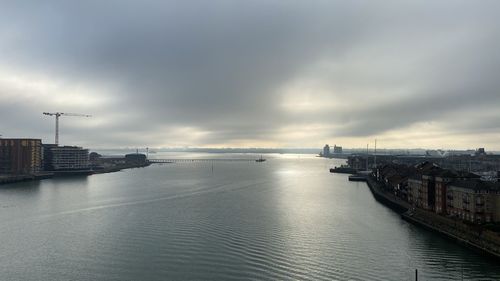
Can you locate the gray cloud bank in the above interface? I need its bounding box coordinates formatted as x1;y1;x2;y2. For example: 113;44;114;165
1;1;499;148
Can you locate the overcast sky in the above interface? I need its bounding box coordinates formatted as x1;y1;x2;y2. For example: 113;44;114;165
1;1;499;149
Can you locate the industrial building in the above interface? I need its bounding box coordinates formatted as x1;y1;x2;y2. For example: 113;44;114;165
0;138;42;175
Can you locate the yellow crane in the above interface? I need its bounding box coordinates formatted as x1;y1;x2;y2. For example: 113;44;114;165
42;112;91;145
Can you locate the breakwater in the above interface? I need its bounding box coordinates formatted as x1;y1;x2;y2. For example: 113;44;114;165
365;176;500;260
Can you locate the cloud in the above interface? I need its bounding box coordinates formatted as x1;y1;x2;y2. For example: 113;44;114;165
0;0;499;149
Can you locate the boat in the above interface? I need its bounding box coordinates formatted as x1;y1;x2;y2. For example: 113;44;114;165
330;166;357;174
348;174;367;182
256;155;266;162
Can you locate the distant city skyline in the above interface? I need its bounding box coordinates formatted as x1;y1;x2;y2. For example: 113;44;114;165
1;1;500;149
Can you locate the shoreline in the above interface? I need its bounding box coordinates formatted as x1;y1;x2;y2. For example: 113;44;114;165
0;163;151;186
364;176;500;260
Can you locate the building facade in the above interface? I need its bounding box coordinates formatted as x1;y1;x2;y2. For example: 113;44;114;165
125;153;147;165
446;180;500;223
44;145;89;171
0;138;42;175
408;175;423;208
322;144;330;157
333;145;342;154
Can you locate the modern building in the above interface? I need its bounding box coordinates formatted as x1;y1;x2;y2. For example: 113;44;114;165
333;145;343;154
322;144;330;157
0;138;42;175
125;153;147;165
42;144;57;171
43;145;89;171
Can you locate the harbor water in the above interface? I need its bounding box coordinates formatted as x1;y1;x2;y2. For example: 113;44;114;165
0;153;499;280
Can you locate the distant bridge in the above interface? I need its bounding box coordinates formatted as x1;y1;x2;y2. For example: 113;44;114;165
148;158;258;164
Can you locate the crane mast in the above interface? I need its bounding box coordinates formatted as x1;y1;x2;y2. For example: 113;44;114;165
42;112;91;145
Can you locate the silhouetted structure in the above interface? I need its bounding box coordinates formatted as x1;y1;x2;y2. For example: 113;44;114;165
322;144;330;157
333;145;342;154
125;153;147;165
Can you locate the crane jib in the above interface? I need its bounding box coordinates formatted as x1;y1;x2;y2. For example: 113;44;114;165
42;112;92;145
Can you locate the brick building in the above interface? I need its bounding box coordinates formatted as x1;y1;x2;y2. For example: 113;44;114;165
0;138;42;175
447;180;500;223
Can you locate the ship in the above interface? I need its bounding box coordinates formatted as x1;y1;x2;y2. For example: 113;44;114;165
256;155;266;162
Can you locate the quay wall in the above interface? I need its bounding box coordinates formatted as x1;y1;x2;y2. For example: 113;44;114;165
365;177;409;213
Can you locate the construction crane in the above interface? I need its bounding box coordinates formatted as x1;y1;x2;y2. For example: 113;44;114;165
43;112;91;145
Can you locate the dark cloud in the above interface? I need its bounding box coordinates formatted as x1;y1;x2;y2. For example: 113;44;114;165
1;0;499;148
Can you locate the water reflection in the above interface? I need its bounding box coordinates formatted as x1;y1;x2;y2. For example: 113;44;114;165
0;155;499;280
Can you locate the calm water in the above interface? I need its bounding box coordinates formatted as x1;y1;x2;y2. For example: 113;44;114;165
0;153;499;280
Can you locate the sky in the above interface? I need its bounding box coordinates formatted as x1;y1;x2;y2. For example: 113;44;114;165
1;1;499;150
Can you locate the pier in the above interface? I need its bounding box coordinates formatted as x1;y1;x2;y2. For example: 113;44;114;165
149;158;259;164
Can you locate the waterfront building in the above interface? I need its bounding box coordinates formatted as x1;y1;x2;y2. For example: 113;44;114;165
434;171;480;215
348;153;500;173
475;148;486;157
125;153;147;165
43;145;89;171
333;145;342;154
42;144;57;171
409;165;479;213
421;169;445;211
322;144;330;157
446;180;500;223
0;138;42;175
377;163;413;200
407;162;439;208
408;174;422;207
